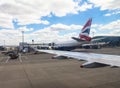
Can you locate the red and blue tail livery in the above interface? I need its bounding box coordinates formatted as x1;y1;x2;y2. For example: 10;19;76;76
80;18;92;41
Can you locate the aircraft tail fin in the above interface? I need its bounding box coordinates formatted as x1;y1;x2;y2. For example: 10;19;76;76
79;18;92;41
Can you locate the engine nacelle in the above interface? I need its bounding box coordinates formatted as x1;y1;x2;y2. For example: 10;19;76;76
80;62;108;68
52;55;68;59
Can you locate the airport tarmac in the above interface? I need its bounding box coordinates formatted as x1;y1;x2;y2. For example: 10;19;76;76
0;47;120;88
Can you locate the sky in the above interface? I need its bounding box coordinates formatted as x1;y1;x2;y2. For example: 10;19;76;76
0;0;120;45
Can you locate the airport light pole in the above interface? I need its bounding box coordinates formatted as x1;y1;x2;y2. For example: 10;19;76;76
3;40;5;47
22;31;24;43
32;39;34;44
92;32;94;37
21;31;24;50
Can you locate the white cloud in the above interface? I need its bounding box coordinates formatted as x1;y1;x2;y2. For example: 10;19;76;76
0;0;95;29
16;23;82;44
76;2;93;11
100;20;120;30
0;27;34;45
104;10;120;16
112;29;120;35
0;0;84;28
0;29;21;45
28;30;78;43
90;20;120;36
17;26;34;32
0;13;14;28
89;0;120;10
91;20;120;31
28;23;82;43
50;23;82;31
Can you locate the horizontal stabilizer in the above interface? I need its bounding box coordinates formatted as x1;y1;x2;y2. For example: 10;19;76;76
71;37;85;42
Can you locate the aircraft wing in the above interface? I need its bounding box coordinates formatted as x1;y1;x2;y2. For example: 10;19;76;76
36;49;120;68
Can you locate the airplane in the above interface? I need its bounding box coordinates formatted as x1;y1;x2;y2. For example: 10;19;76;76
49;18;92;51
36;49;120;68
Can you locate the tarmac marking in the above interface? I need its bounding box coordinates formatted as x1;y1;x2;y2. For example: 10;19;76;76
0;56;7;62
22;65;33;88
0;54;27;63
5;56;10;63
18;53;22;63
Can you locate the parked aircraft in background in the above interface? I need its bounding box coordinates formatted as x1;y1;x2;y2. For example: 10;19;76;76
36;49;120;68
49;18;92;51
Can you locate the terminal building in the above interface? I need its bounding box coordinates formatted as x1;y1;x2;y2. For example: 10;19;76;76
80;36;120;49
92;36;120;47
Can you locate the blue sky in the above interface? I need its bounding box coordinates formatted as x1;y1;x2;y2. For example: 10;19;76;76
0;0;120;45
